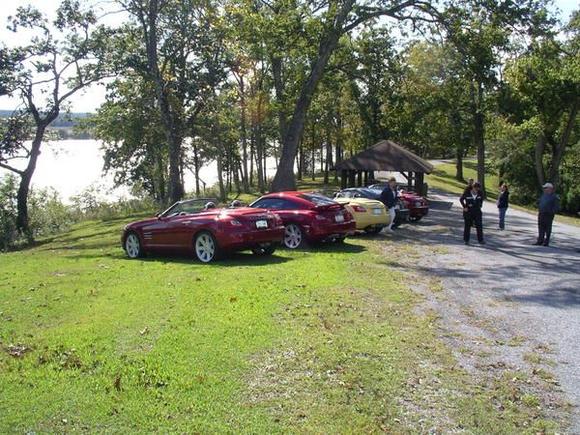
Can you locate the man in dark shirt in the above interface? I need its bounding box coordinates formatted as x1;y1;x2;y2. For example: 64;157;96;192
460;182;485;245
534;182;559;247
380;177;398;232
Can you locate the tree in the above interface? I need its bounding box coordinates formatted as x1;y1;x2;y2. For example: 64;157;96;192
443;0;555;195
0;1;112;241
505;11;579;188
117;0;229;203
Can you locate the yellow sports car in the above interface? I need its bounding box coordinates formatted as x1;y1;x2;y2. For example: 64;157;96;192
333;195;389;234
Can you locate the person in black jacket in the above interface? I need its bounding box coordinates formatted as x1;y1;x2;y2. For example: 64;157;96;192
380;177;398;232
460;182;484;245
496;182;509;230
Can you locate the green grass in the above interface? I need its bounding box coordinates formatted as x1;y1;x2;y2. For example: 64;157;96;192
0;215;563;432
427;160;580;227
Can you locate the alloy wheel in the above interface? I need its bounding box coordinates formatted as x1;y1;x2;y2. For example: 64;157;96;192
284;224;303;249
195;232;216;263
125;233;141;258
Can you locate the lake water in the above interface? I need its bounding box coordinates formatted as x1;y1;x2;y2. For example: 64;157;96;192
0;139;280;202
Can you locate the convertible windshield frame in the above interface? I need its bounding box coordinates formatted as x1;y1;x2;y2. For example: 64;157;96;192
160;198;219;217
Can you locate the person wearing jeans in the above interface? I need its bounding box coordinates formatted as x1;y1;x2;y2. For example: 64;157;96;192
380;177;398;232
497;183;509;230
534;182;559;247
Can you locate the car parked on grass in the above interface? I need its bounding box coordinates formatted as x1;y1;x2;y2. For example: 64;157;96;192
122;198;285;263
332;191;389;234
369;184;429;222
335;187;410;227
249;192;356;249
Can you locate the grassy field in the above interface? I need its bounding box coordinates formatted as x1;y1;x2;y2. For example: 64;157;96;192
426;160;579;227
0;213;562;432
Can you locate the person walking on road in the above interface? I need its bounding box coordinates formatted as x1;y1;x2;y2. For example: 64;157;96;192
497;182;509;230
460;181;485;245
380;177;398;233
534;182;559;247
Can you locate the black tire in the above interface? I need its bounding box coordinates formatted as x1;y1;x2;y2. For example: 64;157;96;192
252;243;277;256
283;223;306;249
333;236;346;244
364;226;383;235
409;216;423;223
124;232;144;258
193;231;220;263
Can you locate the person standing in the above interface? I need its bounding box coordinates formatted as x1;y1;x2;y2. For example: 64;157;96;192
460;182;485;245
380;177;398;232
534;182;559;247
497;183;509;230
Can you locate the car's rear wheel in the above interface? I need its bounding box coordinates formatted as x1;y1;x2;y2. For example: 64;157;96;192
333;236;346;244
194;231;220;263
409;215;423;222
364;226;383;235
283;224;305;249
252;243;277;256
124;232;143;258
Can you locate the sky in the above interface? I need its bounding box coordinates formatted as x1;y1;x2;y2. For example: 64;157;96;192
0;0;578;113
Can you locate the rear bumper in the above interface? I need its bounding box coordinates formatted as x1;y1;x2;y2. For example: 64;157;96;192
217;226;285;250
409;206;429;217
304;220;356;240
352;213;389;230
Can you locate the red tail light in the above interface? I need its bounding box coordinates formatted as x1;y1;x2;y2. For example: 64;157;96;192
351;205;367;213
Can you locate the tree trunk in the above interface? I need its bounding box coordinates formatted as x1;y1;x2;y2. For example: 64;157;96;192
238;75;250;193
471;80;486;197
548;100;578;186
270;0;355;192
15;124;47;242
146;0;184;203
455;147;464;182
534;132;547;188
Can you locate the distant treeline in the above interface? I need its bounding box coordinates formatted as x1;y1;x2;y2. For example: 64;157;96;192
0;110;93;139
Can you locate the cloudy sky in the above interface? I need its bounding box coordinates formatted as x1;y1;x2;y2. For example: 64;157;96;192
0;0;577;113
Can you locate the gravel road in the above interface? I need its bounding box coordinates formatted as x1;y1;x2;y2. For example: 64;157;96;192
391;190;580;432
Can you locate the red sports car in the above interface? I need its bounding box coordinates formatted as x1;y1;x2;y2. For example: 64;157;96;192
369;184;429;222
121;199;285;262
398;190;429;222
249;192;356;249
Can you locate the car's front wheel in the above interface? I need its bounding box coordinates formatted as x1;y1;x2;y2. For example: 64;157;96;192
283;224;305;249
124;232;143;258
252;243;277;256
194;231;220;263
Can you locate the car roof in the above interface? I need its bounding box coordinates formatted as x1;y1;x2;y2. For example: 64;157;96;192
257;191;318;206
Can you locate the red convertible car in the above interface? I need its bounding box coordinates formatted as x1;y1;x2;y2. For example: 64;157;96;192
122;199;285;263
250;192;356;249
369;184;429;222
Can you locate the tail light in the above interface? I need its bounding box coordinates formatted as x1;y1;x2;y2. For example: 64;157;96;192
351;205;367;213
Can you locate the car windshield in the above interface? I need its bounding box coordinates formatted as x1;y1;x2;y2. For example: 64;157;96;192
299;193;337;206
161;199;218;217
359;188;381;199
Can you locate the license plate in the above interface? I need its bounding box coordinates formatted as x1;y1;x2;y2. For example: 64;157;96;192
335;214;345;223
256;220;268;229
372;208;382;215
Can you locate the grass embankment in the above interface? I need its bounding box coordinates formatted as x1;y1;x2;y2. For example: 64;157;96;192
427;160;579;227
0;214;561;432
